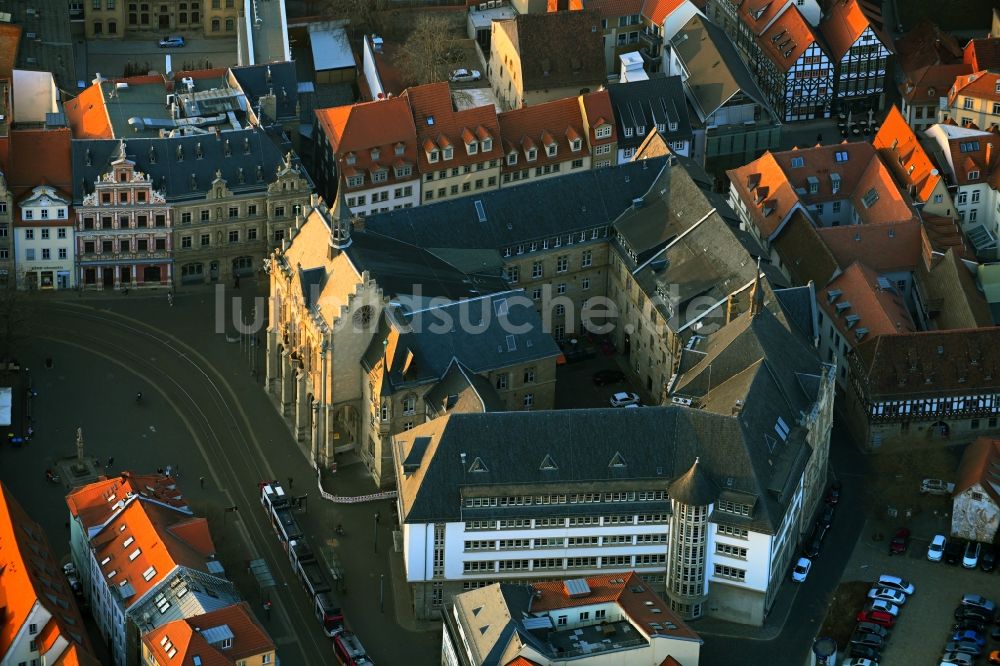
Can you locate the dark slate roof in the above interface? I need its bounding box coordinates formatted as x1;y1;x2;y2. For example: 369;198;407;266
360;291;560;391
361;157;668;251
343;229;510;302
606;75;693;150
668;458;719;506
774;284;819;343
498;11;606;92
229;62;299;123
425;360;505;419
395;406;788;533
70;130;304;204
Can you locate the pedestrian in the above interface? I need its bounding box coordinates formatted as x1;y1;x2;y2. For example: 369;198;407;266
375;510;380;524
263;600;272;620
167;292;174;307
287;476;293;489
199;476;205;489
107;456;114;469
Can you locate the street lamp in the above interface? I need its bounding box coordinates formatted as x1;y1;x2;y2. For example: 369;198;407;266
373;512;378;554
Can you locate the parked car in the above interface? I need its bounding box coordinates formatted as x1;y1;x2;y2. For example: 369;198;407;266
889;527;910;555
448;68;482;82
844;660;877;666
158;36;185;48
849;631;884;650
989;649;1000;664
991;627;1000;641
929;534;947;562
855;622;889;638
951;629;986;647
921;478;956;495
792;557;811;583
954;619;987;634
609;391;640;407
592;369;625;386
961;594;996;614
817;503;835;527
942;652;975;666
857;609;895;628
981;547;996;572
866;600;899;617
955;605;993;623
963;541;982;569
876;574;914;596
826;480;842;505
946;640;983;656
867;587;906;606
849;645;880;661
945;540;965;565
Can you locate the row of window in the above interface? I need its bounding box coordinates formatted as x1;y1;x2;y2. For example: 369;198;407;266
22;209;67;221
81;215;168;230
501;160;585;184
424;177;496;201
346;186;413;208
464;514;669;530
81;238;168;254
463;491;666;507
502;228;607;257
463;533;668;551
463;553;667;573
23;248;68;261
23;228;68;240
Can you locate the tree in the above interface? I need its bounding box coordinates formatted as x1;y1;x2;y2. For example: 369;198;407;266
321;0;386;36
394;14;456;87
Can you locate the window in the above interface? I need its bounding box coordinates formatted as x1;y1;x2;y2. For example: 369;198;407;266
201;234;210;246
59;248;67;260
790;156;804;168
523;368;535;383
531;261;543;279
24;210;33;221
402;395;416;415
29;623;38;635
181;236;192;249
582;277;590;290
581;250;592;267
25;249;35;260
25;229;34;240
495;373;508;389
714;564;746;581
595;144;611;156
969;170;980;180
834;150;849;163
248;228;257;241
556;256;568;272
228;230;239;243
964;97;974;110
595;125;612;138
523;393;534;407
861;188;879;208
42;249;50;260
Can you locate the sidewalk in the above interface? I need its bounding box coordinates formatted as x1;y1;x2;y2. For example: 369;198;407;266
694;576;798;641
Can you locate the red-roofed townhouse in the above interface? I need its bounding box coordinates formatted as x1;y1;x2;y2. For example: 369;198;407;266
66;472;240;666
923;123;1000;255
942;69;1000;132
0;483;101;666
637;0;701;72
706;0;832;121
443;572;702;665
963;36;1000;74
873;105;956;220
313;96;420;217
818;0;892;112
951;437;1000;543
401;82;503;205
898;63;971;132
141;602;276;666
498;96;594;187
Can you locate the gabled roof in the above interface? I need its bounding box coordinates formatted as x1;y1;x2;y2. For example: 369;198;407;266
934;123;1000;186
64;82;115;140
7;128;73;195
583;0;643;19
401;82;503;171
915;247;994;330
964;36;1000;73
497;96;589;173
726;151;800;240
606;75;693;149
816;220;922;274
820;0;883;60
757;4;820;72
0;483;97;663
819;261;915;345
851;327;1000;400
141;601;275;666
955;437;1000;505
424;359;506;417
670;14;772;121
771;209;840;286
640;0;685;26
899;63;972;108
894;19;963;74
949;69;1000;107
578;89;618;146
495;12;605;92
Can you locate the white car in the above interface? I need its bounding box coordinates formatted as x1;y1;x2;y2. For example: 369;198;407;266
610;392;640;407
158;36;185;48
928;534;946;561
921;478;955;495
866;599;899;617
792;557;811;582
449;68;481;83
867;586;906;605
940;652;974;666
876;574;914;596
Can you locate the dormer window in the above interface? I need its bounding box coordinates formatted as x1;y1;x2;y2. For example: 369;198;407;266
969;170;980;180
395;143;405;156
526;148;537;161
995;81;1000;93
669;121;678;131
507;152;518;165
570;138;581;151
428;149;440;163
657;123;665;132
467;141;478;155
395;164;412;178
346;174;365;188
345;152;357;166
546;143;557;157
443;146;454;160
481;137;492;152
637;125;645;135
595;125;612;139
371;148;380;161
372;168;388;183
624;127;634;138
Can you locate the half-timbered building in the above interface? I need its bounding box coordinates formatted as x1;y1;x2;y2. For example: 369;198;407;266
819;0;892;113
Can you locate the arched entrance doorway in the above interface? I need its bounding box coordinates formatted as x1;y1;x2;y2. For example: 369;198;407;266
332;404;359;455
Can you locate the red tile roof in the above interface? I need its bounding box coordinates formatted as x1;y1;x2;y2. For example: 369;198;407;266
579;89;618;146
820;261;915;345
820;0;875;59
894;19;963;74
401;82;503;171
955;437;1000;504
754;5;819;73
938;127;1000;186
873;105;943;204
497;11;606;92
817;220;922;274
584;0;644;19
506;658;543;666
640;0;684;26
899;63;972;106
0;483;97;663
949;69;1000;107
727;151;800;240
0;24;21;80
531;572;700;641
964;37;1000;73
7;128;73;194
64;83;115;140
314;96;419;192
142;602;275;666
498;96;588;173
